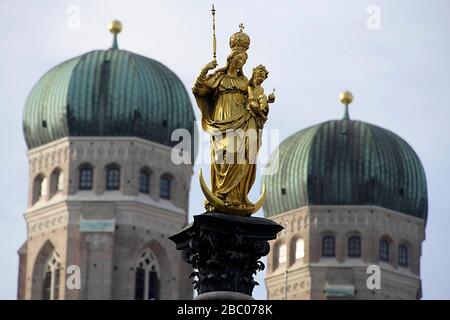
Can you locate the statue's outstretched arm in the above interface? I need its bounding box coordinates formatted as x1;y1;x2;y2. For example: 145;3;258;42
193;60;218;96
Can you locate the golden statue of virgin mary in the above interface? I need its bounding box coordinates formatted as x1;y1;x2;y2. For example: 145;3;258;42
192;25;274;216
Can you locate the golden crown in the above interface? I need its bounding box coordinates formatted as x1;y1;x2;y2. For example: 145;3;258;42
229;23;250;53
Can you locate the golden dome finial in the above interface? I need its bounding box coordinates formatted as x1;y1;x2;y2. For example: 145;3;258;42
339;91;353;120
108;20;122;49
340;91;353;105
108;20;123;34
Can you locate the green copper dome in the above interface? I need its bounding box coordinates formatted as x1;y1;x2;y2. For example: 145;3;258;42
263;119;428;220
23;49;195;149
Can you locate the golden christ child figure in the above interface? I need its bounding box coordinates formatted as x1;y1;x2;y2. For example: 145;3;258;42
247;65;275;129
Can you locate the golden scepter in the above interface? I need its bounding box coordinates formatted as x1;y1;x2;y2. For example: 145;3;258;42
211;4;217;61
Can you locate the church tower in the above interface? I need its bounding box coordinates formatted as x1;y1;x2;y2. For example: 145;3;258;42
17;21;195;300
263;93;428;300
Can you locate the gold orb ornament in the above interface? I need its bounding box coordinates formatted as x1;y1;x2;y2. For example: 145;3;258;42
268;88;276;103
108;20;123;34
340;91;353;105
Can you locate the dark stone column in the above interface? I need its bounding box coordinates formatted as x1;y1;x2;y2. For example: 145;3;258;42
169;212;283;299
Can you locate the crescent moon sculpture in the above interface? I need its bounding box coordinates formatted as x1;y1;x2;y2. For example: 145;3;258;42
199;169;266;216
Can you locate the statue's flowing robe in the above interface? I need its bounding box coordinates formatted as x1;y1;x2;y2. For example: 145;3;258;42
193;71;262;207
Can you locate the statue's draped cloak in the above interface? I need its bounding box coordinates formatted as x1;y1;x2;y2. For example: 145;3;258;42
194;71;262;207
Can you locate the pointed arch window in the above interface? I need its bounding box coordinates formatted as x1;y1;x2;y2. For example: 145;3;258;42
43;251;61;300
134;248;160;300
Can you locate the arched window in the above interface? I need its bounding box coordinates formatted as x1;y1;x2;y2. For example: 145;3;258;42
106;165;120;190
348;236;361;258
57;171;64;192
135;248;160;300
278;243;287;264
159;175;171;199
79;165;93;190
43;251;61;300
32;174;46;204
398;245;408;267
379;239;390;262
322;236;335;257
50;169;64;196
139;169;151;194
295;239;304;260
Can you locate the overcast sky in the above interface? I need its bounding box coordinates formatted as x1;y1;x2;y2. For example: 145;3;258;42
1;0;449;299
